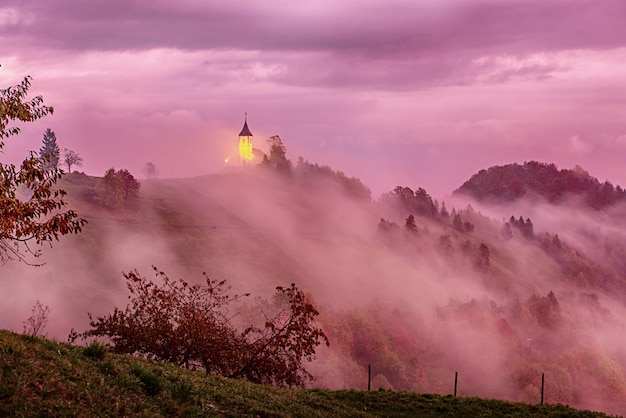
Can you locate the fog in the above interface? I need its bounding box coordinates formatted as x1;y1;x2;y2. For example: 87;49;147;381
2;164;626;415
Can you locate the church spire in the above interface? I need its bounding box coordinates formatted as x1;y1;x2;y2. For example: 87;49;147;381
238;113;254;163
239;112;253;137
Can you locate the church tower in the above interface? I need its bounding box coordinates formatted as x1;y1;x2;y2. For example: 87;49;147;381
238;113;254;164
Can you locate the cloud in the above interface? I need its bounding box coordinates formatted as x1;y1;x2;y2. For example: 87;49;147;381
4;1;626;55
614;134;626;148
568;135;593;154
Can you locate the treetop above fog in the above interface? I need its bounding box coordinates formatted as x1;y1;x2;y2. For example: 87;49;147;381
454;161;626;209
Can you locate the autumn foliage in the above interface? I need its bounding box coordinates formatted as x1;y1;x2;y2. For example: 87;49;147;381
83;267;328;387
1;75;86;263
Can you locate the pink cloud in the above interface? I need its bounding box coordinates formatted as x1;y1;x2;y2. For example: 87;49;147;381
2;0;626;197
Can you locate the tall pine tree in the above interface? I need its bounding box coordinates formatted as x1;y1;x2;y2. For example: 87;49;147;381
39;128;60;169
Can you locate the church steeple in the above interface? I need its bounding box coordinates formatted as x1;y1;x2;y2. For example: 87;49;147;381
239;113;253;137
238;113;254;163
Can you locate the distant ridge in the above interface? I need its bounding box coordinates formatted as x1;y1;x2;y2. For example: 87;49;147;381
453;161;626;209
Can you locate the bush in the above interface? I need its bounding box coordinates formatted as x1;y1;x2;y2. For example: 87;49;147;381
83;267;328;387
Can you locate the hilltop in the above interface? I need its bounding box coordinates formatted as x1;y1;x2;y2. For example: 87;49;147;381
453;161;626;208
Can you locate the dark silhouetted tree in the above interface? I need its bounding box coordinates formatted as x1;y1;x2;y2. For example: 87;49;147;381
405;214;417;233
509;215;534;239
475;243;490;270
143;161;160;179
266;135;292;174
440;201;450;219
62;148;82;173
116;169;141;199
379;186;438;219
378;217;399;233
39;128;60;169
453;214;474;233
97;168;140;208
525;218;534;238
99;168;125;208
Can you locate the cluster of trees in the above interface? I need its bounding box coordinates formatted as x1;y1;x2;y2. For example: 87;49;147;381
99;168;141;208
508;216;534;239
258;135;372;201
455;161;626;208
0;74;86;263
323;303;428;391
535;231;626;301
295;157;371;201
261;135;292;174
39;128;83;173
77;167;141;208
82;267;328;387
452;213;475;233
379;186;438;219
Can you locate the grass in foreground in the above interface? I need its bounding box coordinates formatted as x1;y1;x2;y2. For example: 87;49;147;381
0;329;614;417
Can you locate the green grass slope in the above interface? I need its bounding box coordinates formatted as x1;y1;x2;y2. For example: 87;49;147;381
0;330;612;417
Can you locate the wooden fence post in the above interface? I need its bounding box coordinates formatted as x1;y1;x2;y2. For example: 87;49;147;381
368;364;371;391
454;372;458;397
541;373;545;405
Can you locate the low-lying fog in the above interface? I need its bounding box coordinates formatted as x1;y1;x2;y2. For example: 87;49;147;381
3;166;626;415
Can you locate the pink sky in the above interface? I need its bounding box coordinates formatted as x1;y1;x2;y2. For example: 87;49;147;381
2;0;626;198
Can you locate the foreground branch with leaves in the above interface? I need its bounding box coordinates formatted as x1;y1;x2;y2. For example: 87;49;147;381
1;73;86;264
83;267;329;387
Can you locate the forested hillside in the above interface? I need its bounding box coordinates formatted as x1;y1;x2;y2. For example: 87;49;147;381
4;161;626;416
454;161;626;208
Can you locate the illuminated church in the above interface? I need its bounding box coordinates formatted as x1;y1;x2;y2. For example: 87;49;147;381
238;114;263;164
238;114;253;163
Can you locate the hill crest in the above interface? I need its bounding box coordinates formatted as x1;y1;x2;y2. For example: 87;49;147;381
453;161;626;209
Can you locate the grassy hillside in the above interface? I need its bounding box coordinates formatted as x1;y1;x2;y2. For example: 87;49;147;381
0;329;611;417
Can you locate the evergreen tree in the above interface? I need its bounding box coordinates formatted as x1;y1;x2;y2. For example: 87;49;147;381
405;214;417;233
440;201;450;219
39;128;60;169
477;243;490;270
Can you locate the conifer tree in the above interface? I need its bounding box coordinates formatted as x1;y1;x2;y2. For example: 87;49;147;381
39;128;60;169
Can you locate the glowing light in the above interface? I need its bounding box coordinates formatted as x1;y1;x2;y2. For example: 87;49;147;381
239;135;254;162
224;157;230;163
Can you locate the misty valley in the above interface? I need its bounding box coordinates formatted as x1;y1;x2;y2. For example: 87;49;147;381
4;156;626;415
